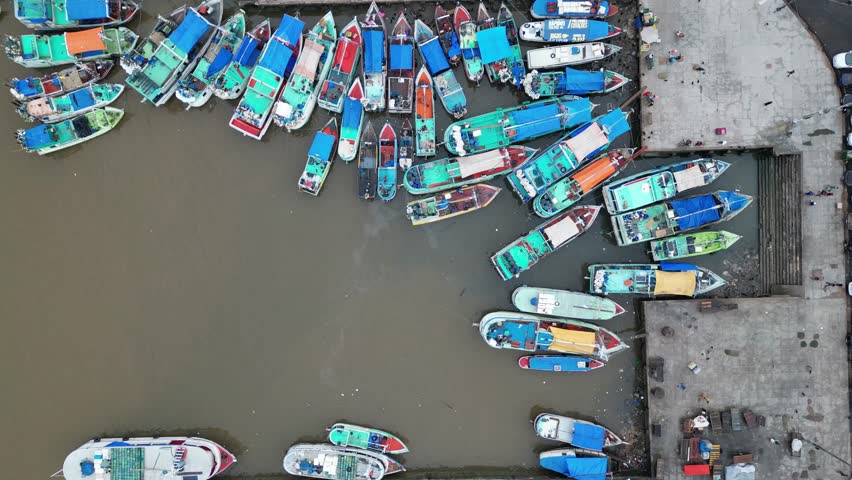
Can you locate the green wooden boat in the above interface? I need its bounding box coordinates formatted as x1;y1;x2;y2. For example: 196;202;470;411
589;263;726;296
403;146;536;195
298;118;338;196
512;286;625;320
16;106;123;155
4;26;138;68
327;423;409;454
273;12;337;131
175;10;247;109
602;158;730;214
414;66;436;157
17;83;124;123
650;230;741;261
455;4;484;83
14;0;140;30
444;96;592;156
212;19;271;100
406;184;501;226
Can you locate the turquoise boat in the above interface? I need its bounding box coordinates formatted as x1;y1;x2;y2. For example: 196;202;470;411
362;2;387;112
497;3;526;88
17;83;124;123
506;108;630;202
414;66;436;157
175;10;247;109
534;148;639;218
4;26;138;68
318;17;362;113
414;19;466;119
378;122;398;201
406;184;501;226
650;230;742;262
477;2;511;84
512;286;625;321
444;96;593;156
120;3;186;74
16;106;124;155
589;263;725;296
125;0;224;106
14;0;140;30
602;158;731;214
522;67;629;100
273;12;337;130
454;4;483;83
228;15;304;140
337;78;364;162
9;61;113;101
298;118;338;196
403;146;537;195
611;190;753;246
212;19;271;100
491;205;601;280
327;423;409;454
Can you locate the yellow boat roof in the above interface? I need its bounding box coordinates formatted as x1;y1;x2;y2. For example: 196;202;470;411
653;270;696;296
549;328;597;355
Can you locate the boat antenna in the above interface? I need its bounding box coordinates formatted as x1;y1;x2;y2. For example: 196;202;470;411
49;469;64;478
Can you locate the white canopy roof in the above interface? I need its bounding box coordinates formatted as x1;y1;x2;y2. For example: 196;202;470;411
458;150;505;178
293;39;325;82
543;215;580;247
673;165;707;192
565;123;608;161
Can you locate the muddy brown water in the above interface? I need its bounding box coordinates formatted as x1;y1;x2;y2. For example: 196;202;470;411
0;1;757;477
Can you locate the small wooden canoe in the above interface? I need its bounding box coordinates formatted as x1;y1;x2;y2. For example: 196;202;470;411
518;355;605;372
327;423;409;454
406;184;500;226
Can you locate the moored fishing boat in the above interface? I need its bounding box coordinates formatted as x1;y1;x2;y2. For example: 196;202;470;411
387;12;415;114
445;96;593;156
454;3;483;83
298;117;338;196
589;263;726;296
61;436;236;480
318;17;362;113
414;66;436;157
534;148;640;217
359;121;378;200
4;27;138;68
496;3;526;88
414;19;466;118
435;4;461;67
378;122;398;201
17;83;124;123
611;190;753;246
125;0;224;106
228;15;303;139
338;78;364;162
120;4;187;74
8;60;112;101
539;449;609;480
16;106;123;154
518;355;605;372
404;146;536;195
530;0;618;19
406;184;500;226
527;42;621;69
14;0;140;30
272;12;337;130
602;158;731;214
477;311;628;360
491;205;600;280
534;413;625;449
476;2;511;84
650;230;742;262
523;67;629;99
213;19;271;100
398;118;414;169
362;2;387;112
520;19;621;43
327;423;409;454
506;108;630;202
512;286;625;320
284;444;388;480
175;10;247;109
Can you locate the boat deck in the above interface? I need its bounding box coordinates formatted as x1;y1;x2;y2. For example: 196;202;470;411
611;172;674;211
614;203;674;243
243;67;280;113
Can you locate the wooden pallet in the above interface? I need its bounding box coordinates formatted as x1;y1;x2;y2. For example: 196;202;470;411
709;444;721;466
710;411;722;434
730;409;743;432
743;409;757;429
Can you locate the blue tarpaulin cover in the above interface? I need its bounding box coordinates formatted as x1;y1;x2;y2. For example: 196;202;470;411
597;108;630;141
341;97;362;130
528;356;589;371
15;78;42;97
670;194;720;230
540;455;607;480
309;131;335;160
390;44;413;70
70;89;95;109
543;19;610;42
169;10;212;54
67;0;108;21
206;48;233;78
23;124;53;148
572;423;606;451
259;16;305;75
420;38;449;75
558;67;605;94
510;102;560;141
234;36;261;67
444;32;461;60
478;27;511;64
364;30;385;74
660;262;699;272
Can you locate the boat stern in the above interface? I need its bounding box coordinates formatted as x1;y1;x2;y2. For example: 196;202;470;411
519;22;543;41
